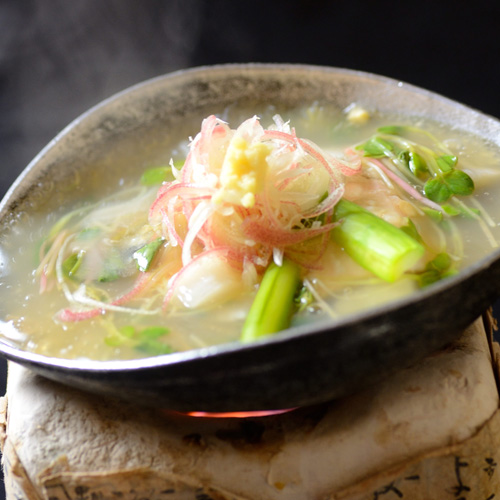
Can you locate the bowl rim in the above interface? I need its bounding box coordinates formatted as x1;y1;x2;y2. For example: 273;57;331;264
1;62;499;372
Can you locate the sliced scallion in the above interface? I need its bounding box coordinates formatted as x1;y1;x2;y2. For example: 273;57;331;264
240;259;301;342
332;199;425;282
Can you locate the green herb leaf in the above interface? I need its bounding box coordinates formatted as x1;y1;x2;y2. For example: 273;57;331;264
444;203;480;219
377;125;405;135
425;169;475;204
399;151;427;177
62;251;84;279
119;325;136;338
77;227;101;241
436;155;457;172
85;285;110;302
417;270;441;287
140;326;169;338
140;161;183;186
444;170;474;196
171;159;185;169
136;339;173;356
464;206;481;217
98;249;126;282
356;136;394;158
140;166;170;186
400;219;423;243
408;151;428;176
294;285;314;313
105;324;171;355
442;204;461;216
422;207;444;222
398;150;410;167
133;238;164;272
136;326;171;355
416;252;456;287
423;177;452;203
426;252;451;272
104;336;122;347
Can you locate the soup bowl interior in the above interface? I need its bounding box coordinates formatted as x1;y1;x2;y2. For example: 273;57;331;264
1;64;500;412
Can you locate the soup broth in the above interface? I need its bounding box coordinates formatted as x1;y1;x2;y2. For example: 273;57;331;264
1;104;500;361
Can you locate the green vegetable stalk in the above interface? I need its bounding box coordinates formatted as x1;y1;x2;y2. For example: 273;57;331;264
332;199;425;282
240;259;301;342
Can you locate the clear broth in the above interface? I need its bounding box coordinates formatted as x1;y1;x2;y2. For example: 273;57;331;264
1;105;500;361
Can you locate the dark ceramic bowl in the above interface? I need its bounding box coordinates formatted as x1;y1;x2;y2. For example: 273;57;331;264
1;64;500;412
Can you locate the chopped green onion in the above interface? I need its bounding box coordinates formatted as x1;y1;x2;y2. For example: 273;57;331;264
332;199;425;282
240;259;301;342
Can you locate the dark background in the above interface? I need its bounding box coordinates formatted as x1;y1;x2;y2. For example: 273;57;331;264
0;0;499;495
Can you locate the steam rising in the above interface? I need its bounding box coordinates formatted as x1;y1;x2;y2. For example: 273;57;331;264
0;0;203;195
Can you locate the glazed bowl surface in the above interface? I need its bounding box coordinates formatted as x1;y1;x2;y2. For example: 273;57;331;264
1;64;500;411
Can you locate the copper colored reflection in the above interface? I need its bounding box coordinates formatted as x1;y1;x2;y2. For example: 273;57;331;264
166;408;296;419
